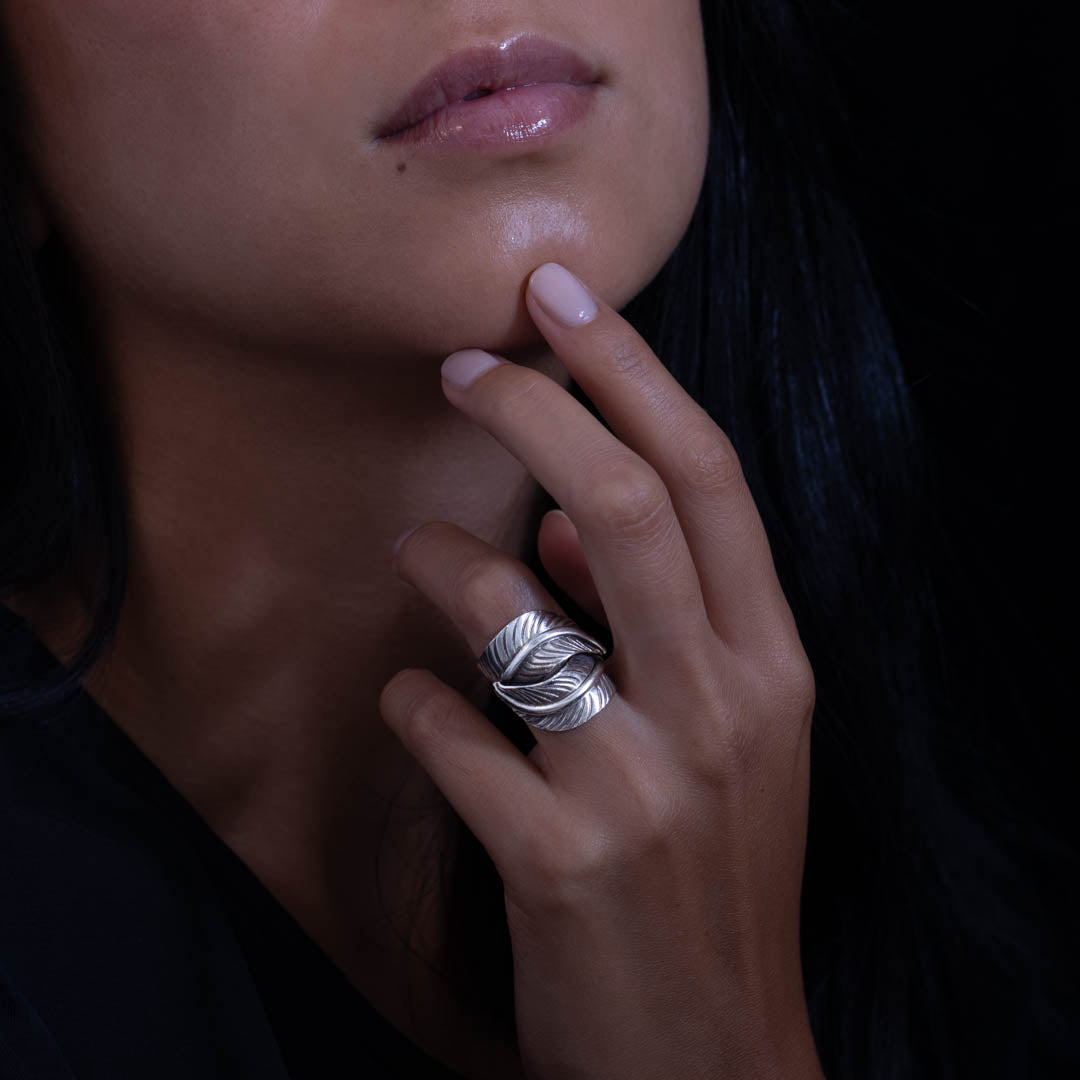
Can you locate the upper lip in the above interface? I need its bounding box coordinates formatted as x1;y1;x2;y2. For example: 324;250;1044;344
375;33;602;140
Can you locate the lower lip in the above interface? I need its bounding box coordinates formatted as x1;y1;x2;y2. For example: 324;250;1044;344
379;82;599;153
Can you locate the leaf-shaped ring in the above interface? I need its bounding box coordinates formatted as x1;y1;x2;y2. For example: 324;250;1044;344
477;610;617;732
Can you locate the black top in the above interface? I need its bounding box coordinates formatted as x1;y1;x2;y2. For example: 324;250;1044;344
0;609;466;1080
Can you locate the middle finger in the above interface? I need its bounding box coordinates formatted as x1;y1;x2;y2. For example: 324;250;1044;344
439;349;712;676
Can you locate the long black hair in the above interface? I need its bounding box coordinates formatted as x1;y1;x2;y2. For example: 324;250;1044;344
2;2;1074;1076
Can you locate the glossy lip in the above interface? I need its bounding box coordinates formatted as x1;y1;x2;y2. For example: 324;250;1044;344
374;33;603;144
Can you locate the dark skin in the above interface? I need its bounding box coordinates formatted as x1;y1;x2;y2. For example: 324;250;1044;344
4;1;824;1076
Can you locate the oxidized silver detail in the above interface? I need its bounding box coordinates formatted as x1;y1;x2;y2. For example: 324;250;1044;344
478;610;616;732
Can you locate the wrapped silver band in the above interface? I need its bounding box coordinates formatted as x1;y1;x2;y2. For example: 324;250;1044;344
478;610;616;732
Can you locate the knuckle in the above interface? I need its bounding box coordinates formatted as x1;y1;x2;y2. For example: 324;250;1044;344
601;337;651;380
789;652;817;711
708;694;767;776
620;769;684;843
673;428;745;497
587;460;671;536
753;629;817;724
453;553;520;615
716;709;769;776
404;694;449;746
513;776;692;911
665;643;724;703
496;369;550;418
519;822;617;909
770;648;817;723
383;674;452;748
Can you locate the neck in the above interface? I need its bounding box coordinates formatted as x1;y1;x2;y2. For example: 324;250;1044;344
13;313;565;981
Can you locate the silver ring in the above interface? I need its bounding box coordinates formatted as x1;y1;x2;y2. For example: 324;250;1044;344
477;610;616;732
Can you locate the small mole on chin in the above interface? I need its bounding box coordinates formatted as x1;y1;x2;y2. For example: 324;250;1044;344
396;162;407;174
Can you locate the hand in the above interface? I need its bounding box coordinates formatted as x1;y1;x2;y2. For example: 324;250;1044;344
380;262;824;1080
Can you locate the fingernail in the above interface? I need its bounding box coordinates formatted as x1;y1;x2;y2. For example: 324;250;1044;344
441;349;504;389
528;263;598;328
392;524;421;558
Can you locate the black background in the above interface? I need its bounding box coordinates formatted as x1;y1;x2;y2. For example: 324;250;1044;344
823;0;1074;811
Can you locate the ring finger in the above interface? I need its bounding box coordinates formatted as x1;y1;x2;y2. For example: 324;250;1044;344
391;520;641;771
